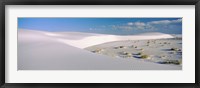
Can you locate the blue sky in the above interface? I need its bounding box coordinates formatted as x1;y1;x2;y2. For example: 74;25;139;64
18;18;182;35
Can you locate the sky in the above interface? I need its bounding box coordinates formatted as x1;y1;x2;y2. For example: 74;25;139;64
18;18;182;35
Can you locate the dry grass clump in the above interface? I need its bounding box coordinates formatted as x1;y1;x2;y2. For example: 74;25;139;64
126;53;132;57
159;55;166;58
119;46;125;48
120;52;132;58
114;47;119;49
140;54;149;59
138;52;143;55
121;52;131;55
115;46;126;49
158;59;182;65
92;49;103;53
171;48;179;51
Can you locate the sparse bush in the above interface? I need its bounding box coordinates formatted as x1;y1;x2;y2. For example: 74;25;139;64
138;52;143;55
121;51;128;55
127;53;132;57
171;48;179;51
140;55;149;59
162;55;166;57
92;49;104;53
114;46;126;49
119;46;124;48
120;52;132;58
158;59;181;65
160;55;166;58
114;47;119;49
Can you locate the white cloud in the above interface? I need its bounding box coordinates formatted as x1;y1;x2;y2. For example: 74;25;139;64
172;18;182;23
127;22;145;26
125;22;146;30
109;19;182;31
127;22;134;25
116;26;133;30
148;19;182;25
134;22;146;26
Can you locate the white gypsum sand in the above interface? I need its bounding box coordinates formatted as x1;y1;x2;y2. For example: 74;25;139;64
18;29;181;70
55;32;174;49
85;38;182;66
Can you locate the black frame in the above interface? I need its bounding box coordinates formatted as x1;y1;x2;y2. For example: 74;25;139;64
0;0;199;88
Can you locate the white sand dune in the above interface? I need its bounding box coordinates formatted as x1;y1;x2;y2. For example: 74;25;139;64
19;29;174;49
18;29;180;70
19;30;173;49
55;31;173;49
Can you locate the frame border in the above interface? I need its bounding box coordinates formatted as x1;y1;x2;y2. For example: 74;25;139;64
0;0;199;88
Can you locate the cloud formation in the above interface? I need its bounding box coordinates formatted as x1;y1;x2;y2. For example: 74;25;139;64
111;19;182;30
127;22;146;26
148;19;182;25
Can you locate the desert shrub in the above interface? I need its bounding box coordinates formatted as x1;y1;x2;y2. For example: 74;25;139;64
114;47;119;49
121;51;128;55
158;59;181;65
114;46;126;49
92;49;103;53
119;46;124;48
138;52;143;55
123;52;132;55
126;53;132;57
140;55;149;59
160;55;166;58
171;48;179;51
120;52;132;58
